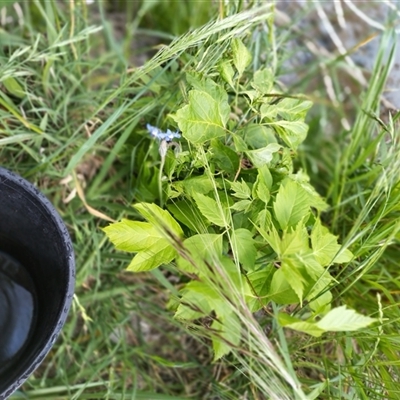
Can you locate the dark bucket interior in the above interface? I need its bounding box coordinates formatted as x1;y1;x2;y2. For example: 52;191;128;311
0;168;75;399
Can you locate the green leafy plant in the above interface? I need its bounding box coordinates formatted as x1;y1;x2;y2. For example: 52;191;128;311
104;37;377;360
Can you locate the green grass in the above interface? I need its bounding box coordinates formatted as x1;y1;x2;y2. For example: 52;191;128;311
2;0;400;399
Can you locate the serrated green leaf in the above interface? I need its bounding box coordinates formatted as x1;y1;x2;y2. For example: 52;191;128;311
232;38;252;76
255;180;270;204
246;143;281;167
232;134;248;151
103;220;177;272
268;268;300;304
186;73;224;98
176;234;223;274
256;224;281;255
278;313;325;337
281;257;308;305
251;68;274;94
104;204;183;272
212;312;241;360
258;165;273;190
316;306;377;332
260;103;278;120
268;120;309;150
172;86;230;144
291;171;329;211
260;98;312;122
243;124;277;150
103;220;160;252
181;175;214;196
275;98;313;121
193;193;230;227
127;244;176;272
242;89;258;103
311;219;353;266
273;179;310;230
211;139;239;175
218;60;235;87
230;199;253;212
280;223;309;256
231;228;257;271
134;203;184;238
175;281;214;320
246;266;274;311
167;200;208;231
255;209;272;230
308;289;332;314
230;179;251;199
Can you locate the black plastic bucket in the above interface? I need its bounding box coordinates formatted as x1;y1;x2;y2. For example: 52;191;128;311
0;168;75;399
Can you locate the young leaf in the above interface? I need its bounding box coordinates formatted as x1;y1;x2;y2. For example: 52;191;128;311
316;306;377;332
256;224;281;255
275;98;313;121
210;139;239;175
251;68;274;94
103;220;159;252
232;38;252;76
268;268;300;304
127;244;176;272
255;209;272;230
232;134;248;151
242;124;277;149
181;175;214;196
268;120;309;150
280;223;309;256
172;85;230;144
231;228;257;271
280;306;377;337
230;199;253;212
193;193;230;227
308;288;332;314
175;280;214;320
230;179;252;199
103;219;177;272
258;165;273;190
290;170;329;211
176;234;223;274
134;203;184;238
278;313;325;337
212;312;241;360
273;179;310;230
218;60;235;87
254;180;270;204
245;143;281;167
246;267;274;311
186;73;226;98
260;103;278;120
311;219;353;266
281;257;308;305
167;200;208;231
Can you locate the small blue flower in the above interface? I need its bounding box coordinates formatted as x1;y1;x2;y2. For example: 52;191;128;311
146;124;181;142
